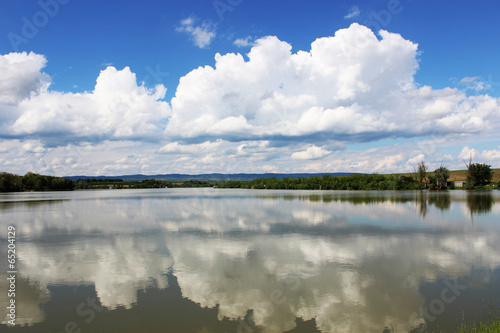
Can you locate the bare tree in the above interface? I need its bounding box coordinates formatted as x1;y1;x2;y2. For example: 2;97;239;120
464;155;474;187
416;161;427;190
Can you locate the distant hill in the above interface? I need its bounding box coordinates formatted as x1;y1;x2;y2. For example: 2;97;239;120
64;173;356;182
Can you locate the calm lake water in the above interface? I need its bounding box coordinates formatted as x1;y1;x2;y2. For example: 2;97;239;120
1;189;500;332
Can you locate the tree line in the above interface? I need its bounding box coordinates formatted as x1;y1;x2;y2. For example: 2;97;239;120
218;174;419;190
0;172;219;192
220;162;495;191
0;172;74;192
73;178;215;189
0;162;495;192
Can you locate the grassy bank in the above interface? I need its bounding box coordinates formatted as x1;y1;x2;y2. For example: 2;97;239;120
421;308;500;333
456;319;500;332
432;318;500;333
447;169;500;183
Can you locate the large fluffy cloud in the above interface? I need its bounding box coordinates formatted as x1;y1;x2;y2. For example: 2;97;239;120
1;24;500;175
459;145;500;163
0;52;49;105
167;23;500;144
0;52;170;145
0;52;50;127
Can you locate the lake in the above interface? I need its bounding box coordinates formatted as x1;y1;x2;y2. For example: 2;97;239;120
1;189;500;332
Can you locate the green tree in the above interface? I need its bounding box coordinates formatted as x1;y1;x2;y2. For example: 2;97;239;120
427;174;438;190
394;175;417;190
433;166;450;189
466;163;493;188
1;172;73;192
50;177;74;190
0;172;23;192
415;162;427;189
22;172;42;191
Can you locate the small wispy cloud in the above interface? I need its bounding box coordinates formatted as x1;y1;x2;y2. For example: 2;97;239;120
452;76;491;92
344;5;360;19
460;76;478;83
233;36;254;48
176;16;216;49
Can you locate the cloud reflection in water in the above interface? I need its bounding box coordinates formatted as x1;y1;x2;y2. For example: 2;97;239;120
1;189;499;332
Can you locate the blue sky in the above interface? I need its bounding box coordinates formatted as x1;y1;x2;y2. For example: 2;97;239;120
1;0;499;176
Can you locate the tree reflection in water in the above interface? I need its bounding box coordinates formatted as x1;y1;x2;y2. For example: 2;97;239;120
466;191;494;216
427;192;451;211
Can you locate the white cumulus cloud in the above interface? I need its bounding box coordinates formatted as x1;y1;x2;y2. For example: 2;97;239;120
167;23;500;148
21;141;46;154
0;52;49;105
158;140;224;155
459;146;500;165
0;54;170;146
1;23;500;176
291;145;331;160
